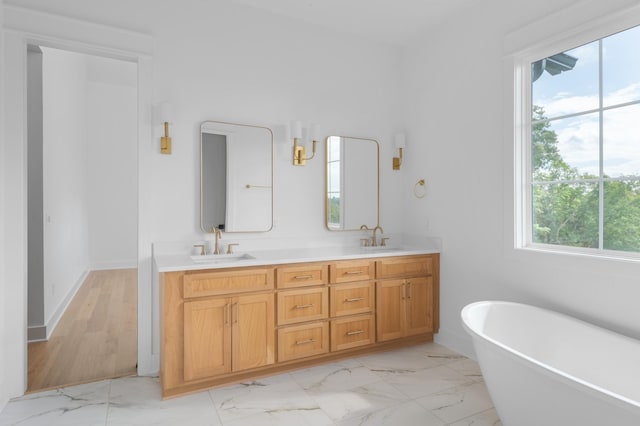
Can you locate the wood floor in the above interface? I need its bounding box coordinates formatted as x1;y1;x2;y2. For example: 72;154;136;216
28;268;138;392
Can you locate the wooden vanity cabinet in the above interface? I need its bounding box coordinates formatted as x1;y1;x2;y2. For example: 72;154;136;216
376;255;439;342
161;267;275;397
160;253;439;398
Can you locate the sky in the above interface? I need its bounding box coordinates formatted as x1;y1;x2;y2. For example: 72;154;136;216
532;24;640;179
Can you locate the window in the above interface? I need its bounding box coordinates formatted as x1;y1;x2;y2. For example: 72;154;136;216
524;25;640;254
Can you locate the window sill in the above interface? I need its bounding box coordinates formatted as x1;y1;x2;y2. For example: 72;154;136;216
518;243;640;264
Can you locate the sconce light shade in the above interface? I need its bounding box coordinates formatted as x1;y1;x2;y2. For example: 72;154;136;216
291;120;302;139
157;102;173;155
393;132;406;170
158;102;173;123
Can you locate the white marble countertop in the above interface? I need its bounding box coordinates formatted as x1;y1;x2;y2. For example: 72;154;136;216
154;245;439;272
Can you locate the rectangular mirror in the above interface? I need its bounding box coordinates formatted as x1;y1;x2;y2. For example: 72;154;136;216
326;136;379;230
201;121;273;233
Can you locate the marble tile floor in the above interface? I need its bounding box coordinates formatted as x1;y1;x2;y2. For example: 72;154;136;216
0;343;502;426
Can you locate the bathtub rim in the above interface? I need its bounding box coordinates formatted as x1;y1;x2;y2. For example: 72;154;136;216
461;300;640;412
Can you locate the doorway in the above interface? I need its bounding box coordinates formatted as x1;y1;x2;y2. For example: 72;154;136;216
26;45;138;391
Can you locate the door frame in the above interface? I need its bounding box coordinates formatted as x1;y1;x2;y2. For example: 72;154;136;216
2;5;155;397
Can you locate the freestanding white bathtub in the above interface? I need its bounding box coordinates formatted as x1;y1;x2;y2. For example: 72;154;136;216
462;301;640;426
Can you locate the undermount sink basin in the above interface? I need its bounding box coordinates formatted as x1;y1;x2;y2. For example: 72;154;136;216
190;253;255;263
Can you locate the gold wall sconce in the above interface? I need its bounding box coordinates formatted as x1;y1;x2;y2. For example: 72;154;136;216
393;133;406;170
158;102;173;155
291;121;319;166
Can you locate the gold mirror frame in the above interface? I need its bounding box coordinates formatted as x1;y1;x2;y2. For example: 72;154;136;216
325;136;380;231
200;120;274;233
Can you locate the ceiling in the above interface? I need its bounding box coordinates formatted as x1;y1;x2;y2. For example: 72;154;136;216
232;0;478;46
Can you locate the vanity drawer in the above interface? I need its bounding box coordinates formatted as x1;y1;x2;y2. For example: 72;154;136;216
276;263;329;289
277;287;328;326
330;282;375;317
376;256;433;279
278;322;329;362
329;260;375;284
183;267;274;299
330;314;375;352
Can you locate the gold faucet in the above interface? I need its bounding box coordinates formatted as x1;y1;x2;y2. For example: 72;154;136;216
371;225;384;247
360;225;371;246
209;227;222;255
213;228;222;254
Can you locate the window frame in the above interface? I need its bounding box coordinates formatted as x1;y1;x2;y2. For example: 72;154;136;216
511;12;640;261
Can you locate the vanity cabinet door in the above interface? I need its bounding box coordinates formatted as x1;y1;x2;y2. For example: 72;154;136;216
232;293;275;371
184;297;232;381
376;277;433;342
405;277;433;337
183;293;274;381
376;280;406;342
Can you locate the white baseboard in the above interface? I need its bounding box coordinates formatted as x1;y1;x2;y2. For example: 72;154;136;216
435;326;477;360
45;269;89;340
90;260;137;270
137;352;159;377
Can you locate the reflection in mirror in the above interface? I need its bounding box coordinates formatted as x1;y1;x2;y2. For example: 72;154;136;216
326;136;379;231
201;121;273;233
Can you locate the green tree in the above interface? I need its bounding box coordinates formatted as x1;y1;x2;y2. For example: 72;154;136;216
531;106;640;251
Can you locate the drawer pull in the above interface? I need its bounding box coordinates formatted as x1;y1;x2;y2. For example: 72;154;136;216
344;297;364;303
295;338;316;345
344;270;363;275
346;330;365;336
294;275;313;280
294;304;315;309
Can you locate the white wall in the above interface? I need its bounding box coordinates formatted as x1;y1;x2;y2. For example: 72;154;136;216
42;47;90;326
401;0;640;357
86;70;138;269
143;1;404;245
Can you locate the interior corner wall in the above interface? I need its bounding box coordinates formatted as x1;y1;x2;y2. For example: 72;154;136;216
41;47;91;327
400;0;640;358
